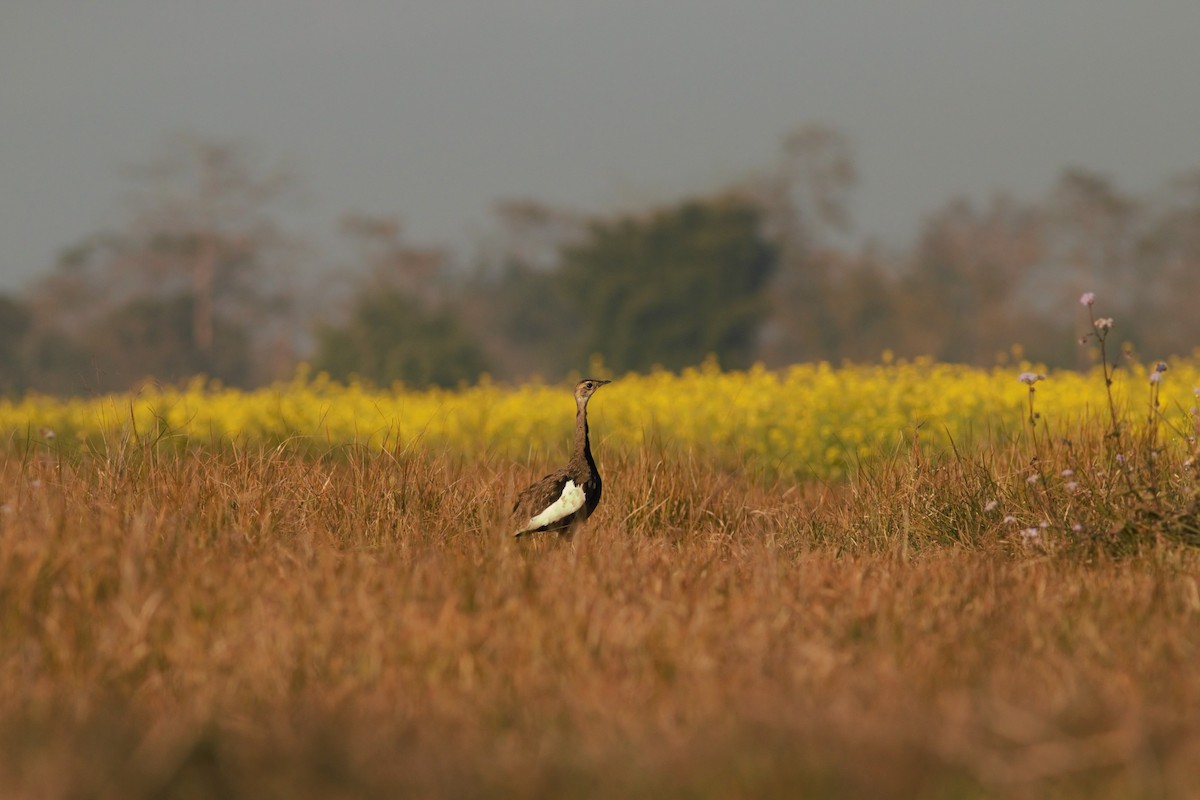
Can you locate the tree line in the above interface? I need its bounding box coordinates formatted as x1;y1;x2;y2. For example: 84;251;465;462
2;127;1198;396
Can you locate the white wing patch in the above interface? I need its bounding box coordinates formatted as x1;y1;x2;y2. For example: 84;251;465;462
522;480;586;533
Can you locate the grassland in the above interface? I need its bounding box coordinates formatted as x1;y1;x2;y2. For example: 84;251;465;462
2;359;1200;798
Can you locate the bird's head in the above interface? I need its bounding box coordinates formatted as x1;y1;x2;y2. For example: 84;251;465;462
574;378;611;405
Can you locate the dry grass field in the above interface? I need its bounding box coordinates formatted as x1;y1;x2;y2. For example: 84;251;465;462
2;408;1200;798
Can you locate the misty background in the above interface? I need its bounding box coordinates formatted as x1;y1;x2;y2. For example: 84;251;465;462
3;2;1200;394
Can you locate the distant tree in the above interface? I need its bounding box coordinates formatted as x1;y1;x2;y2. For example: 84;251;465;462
311;288;488;388
336;213;445;308
24;331;92;397
455;199;590;380
489;198;587;274
123;135;298;364
750;124;860;365
26;135;301;392
0;294;32;394
898;195;1049;364
1135;171;1200;356
311;213;490;388
560;196;776;373
468;263;581;379
762;123;858;253
87;294;252;391
815;251;898;363
1044;169;1137;307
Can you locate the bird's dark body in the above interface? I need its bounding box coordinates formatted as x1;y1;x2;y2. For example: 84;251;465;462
512;378;609;539
512;462;602;536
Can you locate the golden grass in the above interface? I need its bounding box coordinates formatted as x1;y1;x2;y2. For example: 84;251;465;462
2;424;1199;798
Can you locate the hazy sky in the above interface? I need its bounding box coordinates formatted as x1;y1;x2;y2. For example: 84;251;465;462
3;2;1199;291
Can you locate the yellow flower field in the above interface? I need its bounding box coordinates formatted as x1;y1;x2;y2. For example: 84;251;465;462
3;358;1198;479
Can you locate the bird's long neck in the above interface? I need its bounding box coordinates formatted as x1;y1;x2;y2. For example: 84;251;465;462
573;399;595;469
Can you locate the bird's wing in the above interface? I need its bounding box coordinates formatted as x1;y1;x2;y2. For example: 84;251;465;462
513;469;566;514
514;477;586;536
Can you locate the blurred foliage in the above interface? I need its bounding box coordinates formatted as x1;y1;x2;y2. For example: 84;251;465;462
560;198;776;374
0;294;32;395
482;264;582;379
18;137;297;395
89;293;253;391
9;131;1200;395
311;287;490;389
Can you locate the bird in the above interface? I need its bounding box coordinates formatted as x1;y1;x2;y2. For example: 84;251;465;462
512;378;611;539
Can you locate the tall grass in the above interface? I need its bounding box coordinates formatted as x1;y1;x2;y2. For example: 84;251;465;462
2;413;1199;798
